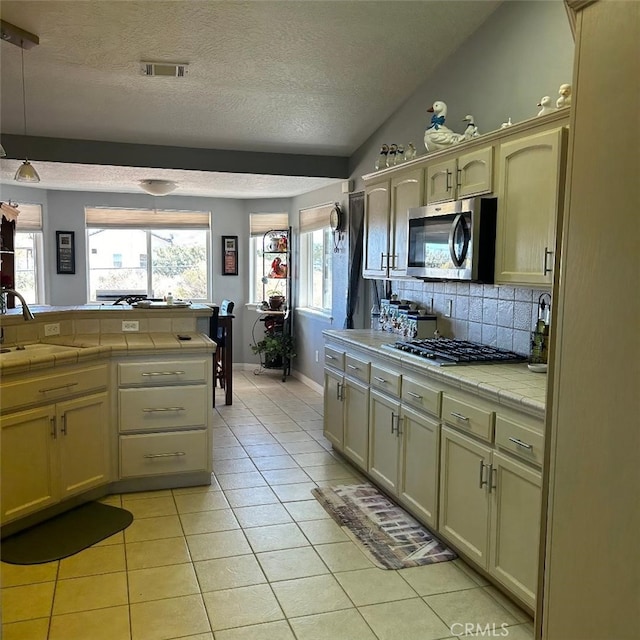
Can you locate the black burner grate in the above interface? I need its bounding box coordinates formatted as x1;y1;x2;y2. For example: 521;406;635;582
388;338;527;364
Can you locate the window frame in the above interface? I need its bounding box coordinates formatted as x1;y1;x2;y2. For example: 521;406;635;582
299;226;333;313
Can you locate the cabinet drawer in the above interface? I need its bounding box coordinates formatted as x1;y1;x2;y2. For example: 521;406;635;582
370;365;401;397
345;355;370;383
119;385;207;432
442;394;495;443
120;429;208;478
495;416;544;467
119;359;208;386
324;346;345;371
1;364;109;413
401;377;441;417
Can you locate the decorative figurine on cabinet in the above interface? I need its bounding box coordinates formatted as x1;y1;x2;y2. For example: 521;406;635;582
556;83;572;108
462;115;479;139
537;96;556;116
375;144;389;170
405;143;417;160
424;101;465;151
396;144;406;163
388;143;398;166
501;117;513;129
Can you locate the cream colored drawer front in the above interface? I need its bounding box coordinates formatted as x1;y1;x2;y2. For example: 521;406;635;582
401;377;441;418
120;429;208;478
442;393;495;442
119;360;208;386
119;386;207;432
495;416;544;467
370;365;401;397
345;355;370;383
324;346;345;371
1;364;108;413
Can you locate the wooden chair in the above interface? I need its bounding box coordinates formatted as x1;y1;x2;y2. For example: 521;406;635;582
214;300;235;395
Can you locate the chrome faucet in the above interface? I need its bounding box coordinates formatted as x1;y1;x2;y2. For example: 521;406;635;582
0;288;36;321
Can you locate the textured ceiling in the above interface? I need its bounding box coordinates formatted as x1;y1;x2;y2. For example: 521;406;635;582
0;0;501;197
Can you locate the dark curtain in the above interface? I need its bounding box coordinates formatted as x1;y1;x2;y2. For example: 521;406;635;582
344;191;364;329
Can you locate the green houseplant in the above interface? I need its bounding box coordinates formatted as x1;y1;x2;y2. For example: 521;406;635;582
251;332;296;369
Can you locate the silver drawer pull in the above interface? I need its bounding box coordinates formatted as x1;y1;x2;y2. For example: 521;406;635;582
407;391;423;399
347;364;359;370
141;371;185;376
39;382;78;393
142;407;186;413
508;437;533;450
374;376;387;383
450;412;469;421
143;452;186;458
325;354;335;360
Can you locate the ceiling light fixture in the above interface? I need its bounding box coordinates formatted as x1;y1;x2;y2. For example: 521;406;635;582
139;179;178;196
14;40;40;183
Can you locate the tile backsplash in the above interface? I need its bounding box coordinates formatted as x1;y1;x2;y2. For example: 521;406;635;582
392;280;550;355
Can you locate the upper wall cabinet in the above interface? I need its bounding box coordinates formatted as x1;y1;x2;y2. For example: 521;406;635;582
494;127;568;286
425;146;493;204
363;180;391;278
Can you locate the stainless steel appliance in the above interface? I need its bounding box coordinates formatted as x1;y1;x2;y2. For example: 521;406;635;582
381;338;527;366
407;197;496;281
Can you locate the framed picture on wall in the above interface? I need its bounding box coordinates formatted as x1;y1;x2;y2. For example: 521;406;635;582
222;235;238;276
56;231;76;274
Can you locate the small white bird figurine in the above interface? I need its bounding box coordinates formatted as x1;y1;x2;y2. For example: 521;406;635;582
424;101;466;151
501;117;513;129
405;143;417;161
537;96;556;117
375;144;389;170
462;115;479;139
556;83;572;108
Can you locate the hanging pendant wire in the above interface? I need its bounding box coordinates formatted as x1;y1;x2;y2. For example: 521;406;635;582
15;40;40;182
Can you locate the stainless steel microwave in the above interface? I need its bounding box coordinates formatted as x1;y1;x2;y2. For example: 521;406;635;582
407;197;497;281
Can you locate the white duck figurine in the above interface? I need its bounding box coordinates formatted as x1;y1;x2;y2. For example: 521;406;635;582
462;115;479;139
424;101;466;151
537;96;556;117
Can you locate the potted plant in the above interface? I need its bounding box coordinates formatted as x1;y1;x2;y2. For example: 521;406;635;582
251;332;296;369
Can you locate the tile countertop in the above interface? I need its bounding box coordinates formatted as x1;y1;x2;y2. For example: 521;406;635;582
0;332;216;375
323;329;547;419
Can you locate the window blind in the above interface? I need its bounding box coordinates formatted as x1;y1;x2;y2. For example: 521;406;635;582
249;213;289;237
14;203;43;230
299;203;333;233
85;207;210;229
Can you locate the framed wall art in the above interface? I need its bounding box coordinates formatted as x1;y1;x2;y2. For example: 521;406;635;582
56;231;76;274
222;235;238;276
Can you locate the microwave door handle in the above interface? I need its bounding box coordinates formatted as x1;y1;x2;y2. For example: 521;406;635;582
448;213;468;268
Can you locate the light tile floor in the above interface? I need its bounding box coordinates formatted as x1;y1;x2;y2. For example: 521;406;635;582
1;371;534;640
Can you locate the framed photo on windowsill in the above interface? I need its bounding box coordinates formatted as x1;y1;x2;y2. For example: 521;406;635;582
56;231;75;274
222;235;238;276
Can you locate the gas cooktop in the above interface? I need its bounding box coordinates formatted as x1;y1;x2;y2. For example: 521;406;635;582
381;338;527;366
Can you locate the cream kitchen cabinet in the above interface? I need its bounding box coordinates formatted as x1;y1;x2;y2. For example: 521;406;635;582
323;366;345;449
494;126;568;286
368;389;401;493
425;146;493;204
1;363;110;525
363;169;422;279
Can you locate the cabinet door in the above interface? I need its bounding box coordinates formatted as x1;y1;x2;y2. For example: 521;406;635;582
426;158;456;204
57;392;110;498
399;406;440;529
457;147;493;198
390;170;423;277
323;368;344;449
343;378;369;471
1;406;57;523
439;426;491;567
363;182;391;278
488;451;542;609
368;390;400;494
495;127;566;286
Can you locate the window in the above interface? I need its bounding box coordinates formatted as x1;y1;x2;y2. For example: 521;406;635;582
249;213;289;304
14;203;44;304
85;207;210;302
299;203;333;312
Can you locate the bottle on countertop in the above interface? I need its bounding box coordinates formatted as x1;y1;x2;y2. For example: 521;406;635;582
370;304;381;331
165;292;174;305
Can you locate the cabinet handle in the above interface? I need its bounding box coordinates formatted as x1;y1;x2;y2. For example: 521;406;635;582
508;437;533;450
374;376;387;383
456;167;462;189
347;364;359;370
396;415;403;436
543;247;553;276
380;252;386;270
450;412;469;422
479;460;488;488
141;371;185;377
445;169;452;191
143;452;186;459
39;382;78;394
50;416;57;439
390;254;398;270
336;382;344;401
60;414;67;435
325;354;335;360
407;391;423;399
142;407;186;413
391;412;397;435
488;464;497;493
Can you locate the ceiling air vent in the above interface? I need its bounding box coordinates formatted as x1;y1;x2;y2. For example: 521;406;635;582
141;62;189;78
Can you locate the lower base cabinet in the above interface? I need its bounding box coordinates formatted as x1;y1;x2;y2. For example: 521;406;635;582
368;390;400;494
343;378;369;471
323;367;344;449
439;426;541;609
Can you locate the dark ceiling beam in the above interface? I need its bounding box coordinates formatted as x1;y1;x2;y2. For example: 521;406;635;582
0;134;350;179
